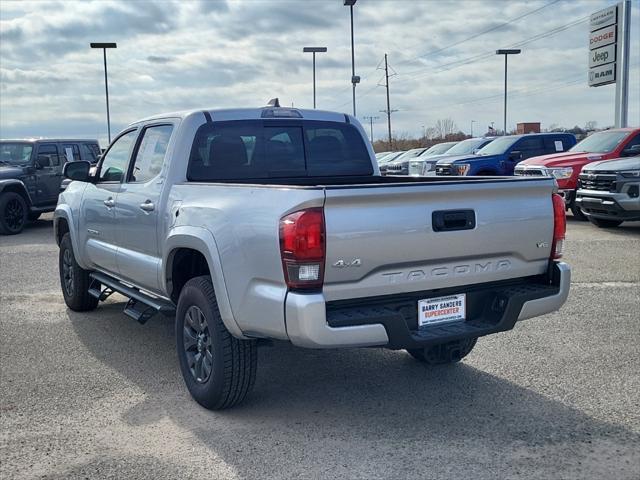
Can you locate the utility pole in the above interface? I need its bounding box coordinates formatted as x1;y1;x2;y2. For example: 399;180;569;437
363;116;379;143
379;53;398;148
470;120;476;137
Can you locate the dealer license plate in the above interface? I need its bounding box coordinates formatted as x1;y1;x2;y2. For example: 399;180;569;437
418;293;466;327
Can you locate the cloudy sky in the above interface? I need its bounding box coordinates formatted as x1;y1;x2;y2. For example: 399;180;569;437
1;0;638;146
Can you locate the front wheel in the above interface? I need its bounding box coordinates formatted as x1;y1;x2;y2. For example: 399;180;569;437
0;192;28;235
570;202;587;221
588;217;623;228
407;338;477;365
176;276;257;410
59;233;99;311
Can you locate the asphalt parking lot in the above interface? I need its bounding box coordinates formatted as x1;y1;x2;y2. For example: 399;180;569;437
1;214;639;480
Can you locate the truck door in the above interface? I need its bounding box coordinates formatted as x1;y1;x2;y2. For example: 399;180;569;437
79;129;138;275
114;123;174;292
505;137;545;175
34;143;62;205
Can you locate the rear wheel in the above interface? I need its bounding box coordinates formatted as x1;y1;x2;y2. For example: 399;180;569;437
0;192;28;235
588;217;623;228
59;233;99;311
570;202;587;221
407;338;477;365
176;276;257;410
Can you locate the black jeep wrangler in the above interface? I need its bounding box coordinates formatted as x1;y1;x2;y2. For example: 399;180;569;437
0;139;100;234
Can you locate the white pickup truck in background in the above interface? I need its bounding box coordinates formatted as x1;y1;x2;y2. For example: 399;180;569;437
54;103;570;409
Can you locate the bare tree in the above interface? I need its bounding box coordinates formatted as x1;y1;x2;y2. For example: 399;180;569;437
433;118;457;139
584;121;598;132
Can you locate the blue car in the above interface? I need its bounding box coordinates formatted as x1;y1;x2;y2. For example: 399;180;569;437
434;133;577;176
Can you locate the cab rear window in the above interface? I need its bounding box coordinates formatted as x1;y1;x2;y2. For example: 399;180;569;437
187;120;373;181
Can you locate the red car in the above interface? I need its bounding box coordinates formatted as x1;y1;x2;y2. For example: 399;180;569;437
515;128;640;219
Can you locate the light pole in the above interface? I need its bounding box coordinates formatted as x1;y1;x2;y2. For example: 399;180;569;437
496;49;521;136
470;120;476;137
302;47;327;109
344;0;359;116
90;42;117;143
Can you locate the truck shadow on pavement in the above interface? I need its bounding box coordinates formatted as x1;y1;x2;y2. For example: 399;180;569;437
68;302;640;479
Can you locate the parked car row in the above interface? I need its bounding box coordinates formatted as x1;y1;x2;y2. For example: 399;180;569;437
376;128;640;228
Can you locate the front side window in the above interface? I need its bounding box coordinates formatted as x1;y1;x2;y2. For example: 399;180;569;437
477;137;518;155
0;142;33;166
129;125;174;183
37;144;60;167
188;120;372;181
98;130;138;182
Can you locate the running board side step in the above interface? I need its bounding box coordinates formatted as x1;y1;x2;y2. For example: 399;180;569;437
88;272;176;324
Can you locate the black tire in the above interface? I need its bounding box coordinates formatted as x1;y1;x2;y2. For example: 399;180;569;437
588;217;623;228
407;338;477;365
176;276;257;410
0;192;28;235
28;212;42;222
570;202;587;221
59;233;99;311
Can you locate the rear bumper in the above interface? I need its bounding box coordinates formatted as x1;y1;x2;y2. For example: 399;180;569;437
284;262;570;349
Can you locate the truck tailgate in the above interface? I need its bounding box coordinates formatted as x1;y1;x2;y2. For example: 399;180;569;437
322;178;555;301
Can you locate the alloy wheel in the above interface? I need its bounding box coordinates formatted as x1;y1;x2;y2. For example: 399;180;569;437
4;198;25;232
183;305;213;383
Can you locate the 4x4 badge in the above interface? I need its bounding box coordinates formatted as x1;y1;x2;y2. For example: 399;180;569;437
333;258;362;268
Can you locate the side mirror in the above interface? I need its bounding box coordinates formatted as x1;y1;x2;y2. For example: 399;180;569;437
509;150;523;161
622;144;640;157
35;155;49;169
63;160;91;182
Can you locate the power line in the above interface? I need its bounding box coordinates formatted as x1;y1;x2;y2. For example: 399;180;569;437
327;14;589;110
395;0;561;68
395;16;589;82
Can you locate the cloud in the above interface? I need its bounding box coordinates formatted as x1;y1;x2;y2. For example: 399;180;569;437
0;0;638;145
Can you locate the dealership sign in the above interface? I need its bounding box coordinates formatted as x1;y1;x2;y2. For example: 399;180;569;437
589;24;616;50
589;4;618;87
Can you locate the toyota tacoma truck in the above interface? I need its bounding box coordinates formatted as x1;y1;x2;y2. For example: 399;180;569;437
54;103;571;410
575;156;640;228
515;128;640;219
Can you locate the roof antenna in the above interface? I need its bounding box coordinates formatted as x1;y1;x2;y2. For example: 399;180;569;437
267;98;280;107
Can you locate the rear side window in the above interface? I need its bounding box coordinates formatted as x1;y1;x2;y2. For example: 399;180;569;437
188;120;372;181
62;144;81;162
81;143;100;162
128;124;173;183
518;137;544;150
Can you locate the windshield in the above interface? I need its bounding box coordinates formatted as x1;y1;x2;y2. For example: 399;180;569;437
476;136;518;155
379;151;405;164
0;142;33;166
444;138;490;156
392;148;426;162
422;142;456;156
570;131;629;153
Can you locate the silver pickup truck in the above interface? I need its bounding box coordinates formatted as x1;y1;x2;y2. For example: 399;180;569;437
55;103;570;409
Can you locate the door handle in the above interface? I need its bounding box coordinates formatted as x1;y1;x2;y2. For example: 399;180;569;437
103;198;115;208
139;200;155;212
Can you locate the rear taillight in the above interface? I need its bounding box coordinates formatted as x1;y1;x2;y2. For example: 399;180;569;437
551;193;566;259
279;208;325;290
